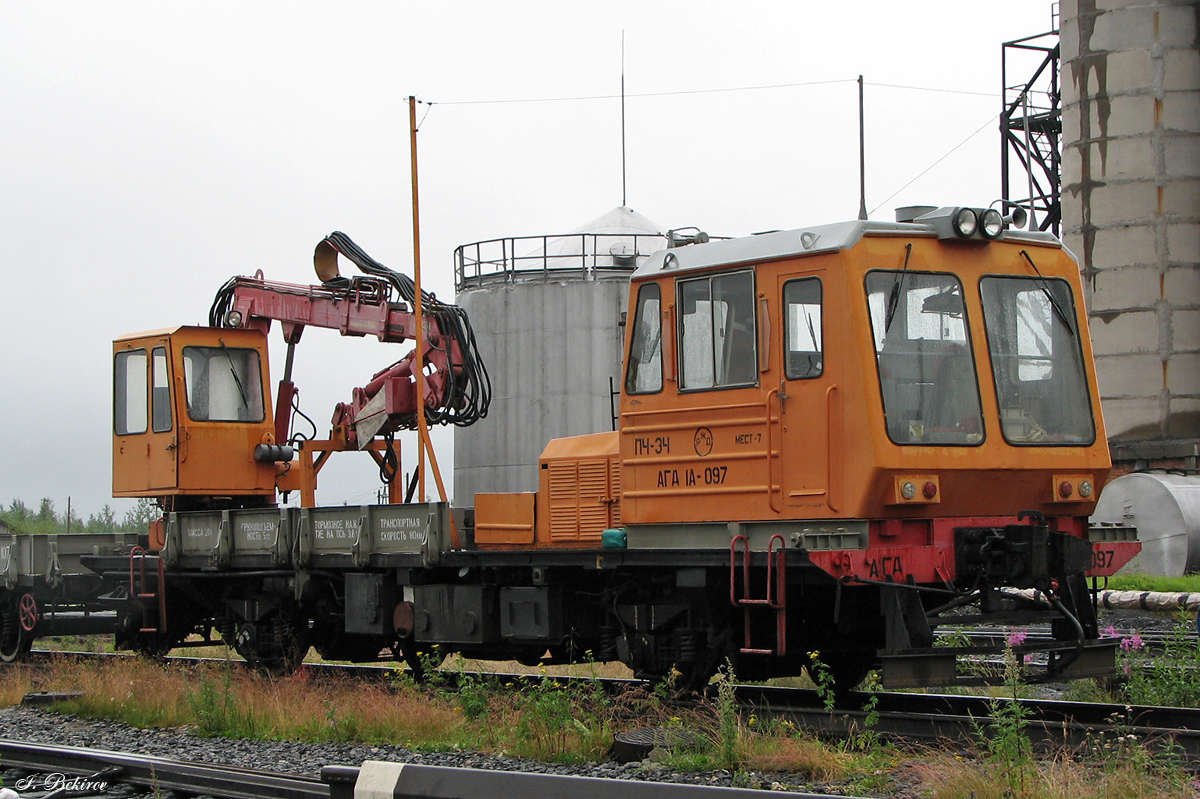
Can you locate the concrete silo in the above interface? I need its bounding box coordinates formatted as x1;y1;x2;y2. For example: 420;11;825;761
452;207;667;505
1061;0;1200;464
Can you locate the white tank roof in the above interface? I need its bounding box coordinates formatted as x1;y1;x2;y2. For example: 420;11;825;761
520;206;667;268
567;205;665;237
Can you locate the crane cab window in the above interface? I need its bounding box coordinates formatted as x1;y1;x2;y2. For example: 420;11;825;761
114;349;148;435
182;346;265;422
151;347;172;433
865;271;984;445
678;270;757;390
980;276;1095;445
626;283;663;394
784;278;823;379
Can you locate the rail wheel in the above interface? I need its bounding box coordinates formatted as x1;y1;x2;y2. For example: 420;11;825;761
0;593;35;663
228;614;310;676
391;637;445;682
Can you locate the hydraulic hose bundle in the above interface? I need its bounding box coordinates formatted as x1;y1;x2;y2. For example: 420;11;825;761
207;231;491;430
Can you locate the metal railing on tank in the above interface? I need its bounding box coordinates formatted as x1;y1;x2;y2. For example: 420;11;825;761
454;232;666;290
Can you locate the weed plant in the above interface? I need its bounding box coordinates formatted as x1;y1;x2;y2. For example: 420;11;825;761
2;653;1198;796
1119;612;1200;707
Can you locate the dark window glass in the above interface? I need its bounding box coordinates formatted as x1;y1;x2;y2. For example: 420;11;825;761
784;278;823;379
152;347;172;433
625;283;663;394
980;276;1095;445
865;270;984;445
678;271;757;390
182;346;265;422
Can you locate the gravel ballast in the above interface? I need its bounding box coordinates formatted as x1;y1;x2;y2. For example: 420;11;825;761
0;705;848;796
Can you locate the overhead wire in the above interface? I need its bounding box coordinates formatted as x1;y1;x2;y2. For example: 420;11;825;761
869;112;1001;216
428;78;997;107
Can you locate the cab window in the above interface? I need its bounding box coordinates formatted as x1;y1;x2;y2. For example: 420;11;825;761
784;278;822;379
678;270;757;390
980;276;1095;445
114;349;148;435
182;346;265;422
625;283;663;394
865;271;984;445
151;347;172;433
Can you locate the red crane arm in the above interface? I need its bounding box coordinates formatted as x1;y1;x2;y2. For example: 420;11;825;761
221;275;416;344
217;273;464;448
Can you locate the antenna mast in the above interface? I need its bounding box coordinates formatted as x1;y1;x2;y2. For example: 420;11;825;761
621;31;627;207
858;75;868;220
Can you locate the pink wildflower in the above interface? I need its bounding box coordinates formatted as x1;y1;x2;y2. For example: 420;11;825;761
1102;624;1118;638
1120;632;1144;651
1007;629;1027;647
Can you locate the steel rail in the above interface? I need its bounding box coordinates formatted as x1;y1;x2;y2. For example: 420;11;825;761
17;651;1200;760
736;685;1200;760
0;739;328;799
319;762;858;799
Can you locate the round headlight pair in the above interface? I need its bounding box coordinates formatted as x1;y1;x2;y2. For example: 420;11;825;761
952;207;1005;239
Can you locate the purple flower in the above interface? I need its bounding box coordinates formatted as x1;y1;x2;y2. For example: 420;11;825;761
1120;632;1144;651
1006;629;1027;647
1102;624;1118;638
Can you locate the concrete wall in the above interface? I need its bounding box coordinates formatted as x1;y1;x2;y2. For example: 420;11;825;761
452;276;629;504
1061;0;1200;461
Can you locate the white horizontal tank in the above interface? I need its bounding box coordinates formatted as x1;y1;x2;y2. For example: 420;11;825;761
1091;472;1200;577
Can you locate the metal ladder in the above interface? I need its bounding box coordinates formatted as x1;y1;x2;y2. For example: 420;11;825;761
129;546;167;635
729;534;787;656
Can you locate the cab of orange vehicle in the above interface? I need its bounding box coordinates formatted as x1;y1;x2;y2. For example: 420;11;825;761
617;208;1110;541
112;326;277;509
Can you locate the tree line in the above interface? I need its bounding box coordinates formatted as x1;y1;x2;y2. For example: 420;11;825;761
0;497;160;536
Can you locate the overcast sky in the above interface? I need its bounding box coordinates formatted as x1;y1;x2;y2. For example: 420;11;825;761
0;1;1060;518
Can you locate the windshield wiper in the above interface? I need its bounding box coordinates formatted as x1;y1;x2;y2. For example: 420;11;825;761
218;341;251;409
883;243;913;334
1019;250;1074;336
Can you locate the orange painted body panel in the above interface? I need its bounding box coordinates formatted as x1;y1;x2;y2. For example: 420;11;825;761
533;431;620;549
617;234;1110;527
112;326;276;500
474;492;537;547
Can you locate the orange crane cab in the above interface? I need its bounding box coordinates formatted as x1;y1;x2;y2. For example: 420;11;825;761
112;326;277;510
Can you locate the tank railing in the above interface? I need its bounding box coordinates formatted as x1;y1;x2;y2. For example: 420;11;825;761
454;232;666;290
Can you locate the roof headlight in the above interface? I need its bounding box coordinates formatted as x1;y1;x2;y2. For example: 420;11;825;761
952;208;978;238
980;208;1004;239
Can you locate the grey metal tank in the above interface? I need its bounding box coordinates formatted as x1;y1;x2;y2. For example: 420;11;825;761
452;207;667;505
1091;472;1200;576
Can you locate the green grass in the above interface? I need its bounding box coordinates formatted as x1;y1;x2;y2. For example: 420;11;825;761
1106;573;1200;593
2;655;1196;797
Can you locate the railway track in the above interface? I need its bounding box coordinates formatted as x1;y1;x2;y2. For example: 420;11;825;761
0;739;859;799
0;739;327;799
9;649;1200;764
736;685;1200;760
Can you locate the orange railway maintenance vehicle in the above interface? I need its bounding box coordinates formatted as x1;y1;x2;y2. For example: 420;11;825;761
1;207;1139;689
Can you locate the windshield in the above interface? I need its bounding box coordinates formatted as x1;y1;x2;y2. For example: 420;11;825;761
980;276;1094;445
865;271;984;445
182;346;265;422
